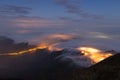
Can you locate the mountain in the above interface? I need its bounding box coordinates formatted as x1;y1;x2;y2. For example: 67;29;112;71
72;53;120;80
0;36;35;54
0;48;119;80
0;49;75;80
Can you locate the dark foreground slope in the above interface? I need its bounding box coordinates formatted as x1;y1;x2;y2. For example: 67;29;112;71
73;53;120;80
0;49;74;80
0;49;119;80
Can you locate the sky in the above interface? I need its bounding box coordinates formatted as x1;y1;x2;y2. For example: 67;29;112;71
0;0;120;50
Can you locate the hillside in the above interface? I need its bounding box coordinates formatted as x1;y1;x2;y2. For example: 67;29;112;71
73;53;120;80
0;47;119;80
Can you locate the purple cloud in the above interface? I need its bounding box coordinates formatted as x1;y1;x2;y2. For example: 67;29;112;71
54;0;103;19
0;5;32;16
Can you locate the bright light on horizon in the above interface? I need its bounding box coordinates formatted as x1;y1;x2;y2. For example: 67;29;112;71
77;47;113;63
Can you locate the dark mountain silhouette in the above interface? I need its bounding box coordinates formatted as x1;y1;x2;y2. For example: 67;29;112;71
0;36;35;53
0;49;75;80
0;49;119;80
0;36;119;80
72;53;120;80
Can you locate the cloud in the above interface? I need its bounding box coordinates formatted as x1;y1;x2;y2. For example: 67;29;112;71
58;17;81;22
54;0;103;19
0;13;119;50
55;0;69;5
0;36;33;53
55;49;93;68
0;5;32;17
0;16;68;34
0;47;92;79
13;17;67;28
0;16;71;43
0;37;94;79
30;33;79;44
16;30;32;34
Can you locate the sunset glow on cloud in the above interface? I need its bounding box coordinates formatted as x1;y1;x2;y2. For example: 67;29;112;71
0;0;119;50
0;1;119;80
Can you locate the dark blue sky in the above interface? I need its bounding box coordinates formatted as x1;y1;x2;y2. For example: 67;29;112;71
0;0;120;18
0;0;120;50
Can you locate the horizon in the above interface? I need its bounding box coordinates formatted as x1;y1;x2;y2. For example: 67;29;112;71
0;1;120;79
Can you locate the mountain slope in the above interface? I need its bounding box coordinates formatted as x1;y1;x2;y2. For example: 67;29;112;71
0;49;119;80
73;53;120;80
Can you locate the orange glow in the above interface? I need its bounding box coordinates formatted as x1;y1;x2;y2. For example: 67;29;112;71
38;43;62;51
77;47;113;63
0;47;39;56
48;34;74;40
0;43;113;64
0;43;62;56
37;44;48;49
